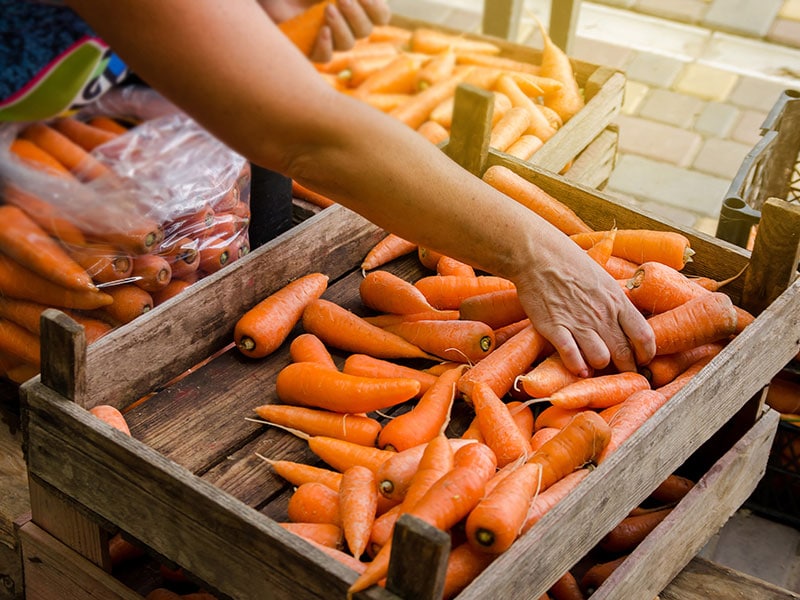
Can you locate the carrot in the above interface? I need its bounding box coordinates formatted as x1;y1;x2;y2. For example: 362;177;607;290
384;319;496;363
317;41;400;74
197;243;234;273
534;17;585;122
534;372;651;411
275;361;420;413
339;465;378;557
362;308;460;328
130;253;172;292
360;233;417;271
507;400;535;439
278;0;331;57
9;137;72;175
604;256;640;280
416;120;450;145
254;404;381;446
51;117;118;150
548;571;585;600
509;72;564;97
0;254;112;310
534;405;584;431
598;507;672;554
353;53;422;96
151;279;193;305
494;74;557;142
359;270;440;315
571;230;694;272
647;292;738;356
145;589;182;600
291;180;335;208
471;381;532;467
415;47;457;90
88;404;131;435
235;272;328;358
278;522;343;549
482;165;592;236
389;70;472;129
108;533;145;567
466;460;542;553
596;389;668;463
442;542;496;600
457;324;549;399
458;288;525;329
287;481;341;525
367;24;412;44
377;365;466;452
530;427;560;452
102;284;153;324
0;298;110;344
0;204;96;291
355;91;414;112
417;246;444;271
308;539;368;574
585;228;617;268
435;255;475;278
302;431;396;474
414;274;515;310
348;442;497;594
88;219;166;256
1;320;45;368
4;363;39;385
87;116;130;135
526;411;611;490
342;353;437;397
649;473;695;505
505;134;544;161
339;53;397;88
517;353;589;399
257;455;343;491
19;122;110;181
67;242;133;284
639;342;725;387
489;106;532;152
288;332;337;369
580;555;629;596
302;298;435;360
656;354;715;401
409;28;501;56
493;318;531;347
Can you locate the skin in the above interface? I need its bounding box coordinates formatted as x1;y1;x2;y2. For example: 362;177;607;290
64;0;655;376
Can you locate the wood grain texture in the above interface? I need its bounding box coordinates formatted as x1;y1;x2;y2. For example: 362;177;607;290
0;405;27;600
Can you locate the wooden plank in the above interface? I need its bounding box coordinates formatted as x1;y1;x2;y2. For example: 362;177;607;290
39;308;86;405
0;405;27;600
548;0;582;55
591;408;780;599
385;515;450;600
662;556;800;600
445;84;493;176
481;0;522;41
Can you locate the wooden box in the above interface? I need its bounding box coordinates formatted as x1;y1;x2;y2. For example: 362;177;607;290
18;88;800;600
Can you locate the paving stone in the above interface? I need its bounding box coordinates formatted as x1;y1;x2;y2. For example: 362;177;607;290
623;51;687;88
621;81;650;114
634;0;709;25
728;75;794;111
615;114;703;167
703;0;783;38
768;18;800;50
692;137;752;179
674;63;738;101
638;88;705;128
703;33;800;86
731;108;770;145
606;154;730;216
571;36;635;71
694;101;740;137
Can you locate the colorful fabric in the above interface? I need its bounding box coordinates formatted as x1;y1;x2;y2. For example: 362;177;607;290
0;0;129;121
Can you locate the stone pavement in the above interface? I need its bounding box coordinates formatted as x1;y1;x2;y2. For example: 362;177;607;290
388;0;800;593
388;0;800;235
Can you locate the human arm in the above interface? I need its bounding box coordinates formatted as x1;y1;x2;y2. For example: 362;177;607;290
64;0;655;375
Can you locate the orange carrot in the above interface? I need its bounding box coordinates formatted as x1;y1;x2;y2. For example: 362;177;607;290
278;0;331;57
530;427;560;452
0;298;109;344
436;255;475;277
416;120;450;145
145;589;182;600
342;353;437;397
534;405;584;431
359;269;440;314
442;542;496;600
339;53;397;88
0;254;112;310
339;465;378;557
489;106;532;152
415;47;457;91
571;230;694;272
288;332;337;369
88;404;131;435
287;481;341;525
384;318;495;363
647;292;738;356
362;309;459;328
517;353;589;399
67;242;133;284
414;274;515;310
360;233;417;271
455;53;541;75
536;372;651;410
353;53;422;96
509;72;564;97
197;243;234;273
482;165;592;235
0;204;96;291
656;355;715;401
471;381;532;467
493;318;531;347
258;455;343;491
458;288;525;329
377;364;466;452
598;507;672;554
466;460;542;553
580;555;628;596
597;389;668;463
389;70;472;129
505;134;544;161
102;284;153;324
417;246;444;271
87;116;129;135
275;361;420;413
367;24;412;45
291;180;335;208
535;17;585;122
151;279;193;305
108;533;145;567
356;92;414;113
639;342;725;387
255;404;381;446
51;116;118;150
409;28;501;56
0;319;41;368
585;228;617;268
302;298;435;360
548;571;585;600
19;122;110;181
494;74;557;142
131;253;172;292
235;272;328;358
649;473;695;505
278;522;343;549
9;137;72;175
87;219;166;256
604;256;640;280
457;324;549;399
308;538;368;574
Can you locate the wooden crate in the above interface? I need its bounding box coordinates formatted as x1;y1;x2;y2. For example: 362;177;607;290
0;404;28;600
19;88;800;600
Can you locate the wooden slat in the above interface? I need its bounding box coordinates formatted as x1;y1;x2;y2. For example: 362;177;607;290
385;515;450;600
445;84;493;176
548;0;582;55
0;405;27;600
481;0;522;41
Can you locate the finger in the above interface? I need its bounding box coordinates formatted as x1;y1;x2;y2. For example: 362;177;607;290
607;334;637;373
540;324;592;379
359;0;392;25
336;0;375;39
325;3;356;51
308;25;334;63
571;327;612;372
619;307;657;366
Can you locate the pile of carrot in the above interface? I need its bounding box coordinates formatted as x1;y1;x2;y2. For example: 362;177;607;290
229;164;754;595
0;115;252;384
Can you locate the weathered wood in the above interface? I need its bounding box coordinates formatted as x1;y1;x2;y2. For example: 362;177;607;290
0;405;27;600
481;0;522;41
39;308;86;405
385;515;450;600
548;0;582;55
662;556;800;600
590;408;779;599
564;125;618;190
445;84;493;176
